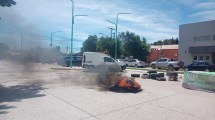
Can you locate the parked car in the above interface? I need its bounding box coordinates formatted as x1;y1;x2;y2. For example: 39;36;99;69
184;61;215;72
150;58;182;71
115;59;127;70
61;56;82;67
82;52;126;71
116;59;125;63
126;59;145;67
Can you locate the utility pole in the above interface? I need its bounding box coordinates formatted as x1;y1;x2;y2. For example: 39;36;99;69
108;27;115;40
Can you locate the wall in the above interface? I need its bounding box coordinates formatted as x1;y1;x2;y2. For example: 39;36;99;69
147;49;178;63
179;20;215;65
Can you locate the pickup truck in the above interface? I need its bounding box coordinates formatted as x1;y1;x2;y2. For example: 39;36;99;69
150;58;182;71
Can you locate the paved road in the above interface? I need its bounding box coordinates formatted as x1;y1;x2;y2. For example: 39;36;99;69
0;60;215;120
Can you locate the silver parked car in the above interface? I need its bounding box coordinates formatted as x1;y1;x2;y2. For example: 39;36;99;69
150;58;181;71
126;59;145;67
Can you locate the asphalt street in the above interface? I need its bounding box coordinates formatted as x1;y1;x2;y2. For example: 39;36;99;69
0;60;215;120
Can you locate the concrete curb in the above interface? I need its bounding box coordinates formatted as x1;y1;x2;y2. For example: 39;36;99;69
51;67;84;70
127;67;184;74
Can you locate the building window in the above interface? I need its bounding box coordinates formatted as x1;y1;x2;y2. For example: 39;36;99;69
206;56;210;61
199;56;203;60
193;37;201;41
193;56;197;61
193;36;211;41
202;36;211;41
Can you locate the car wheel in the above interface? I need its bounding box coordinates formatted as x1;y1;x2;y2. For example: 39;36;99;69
175;68;180;71
151;64;156;69
168;65;174;71
126;64;128;67
135;64;138;68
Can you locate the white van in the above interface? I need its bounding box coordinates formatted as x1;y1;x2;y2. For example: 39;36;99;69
82;52;126;70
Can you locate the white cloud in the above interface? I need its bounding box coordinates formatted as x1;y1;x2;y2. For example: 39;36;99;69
118;25;178;43
194;1;215;10
1;0;214;52
190;10;215;20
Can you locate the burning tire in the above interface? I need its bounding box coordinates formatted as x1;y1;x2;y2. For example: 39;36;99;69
109;77;142;93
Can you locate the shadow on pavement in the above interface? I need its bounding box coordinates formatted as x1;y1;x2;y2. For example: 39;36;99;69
0;84;46;114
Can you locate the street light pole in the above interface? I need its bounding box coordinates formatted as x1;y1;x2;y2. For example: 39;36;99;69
70;0;88;68
51;33;53;48
21;29;23;52
115;13;131;59
50;31;61;48
70;0;74;68
106;13;131;59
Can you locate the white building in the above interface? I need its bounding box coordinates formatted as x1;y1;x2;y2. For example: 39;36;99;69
179;20;215;65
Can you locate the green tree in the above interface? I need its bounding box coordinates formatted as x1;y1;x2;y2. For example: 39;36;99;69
153;40;163;45
153;37;179;45
96;36;122;58
175;38;179;44
119;31;150;61
0;0;16;7
142;37;147;44
81;35;98;53
96;37;113;57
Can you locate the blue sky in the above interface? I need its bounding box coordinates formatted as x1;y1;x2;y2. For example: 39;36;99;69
0;0;215;53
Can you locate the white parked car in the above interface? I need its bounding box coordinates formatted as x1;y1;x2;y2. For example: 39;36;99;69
126;59;145;67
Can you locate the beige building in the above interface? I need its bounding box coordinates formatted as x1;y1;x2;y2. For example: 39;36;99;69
179;20;215;65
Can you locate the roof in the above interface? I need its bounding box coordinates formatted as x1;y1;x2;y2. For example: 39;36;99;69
180;20;215;27
150;45;178;50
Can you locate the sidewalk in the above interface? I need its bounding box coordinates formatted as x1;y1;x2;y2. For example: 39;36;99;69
51;66;84;70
